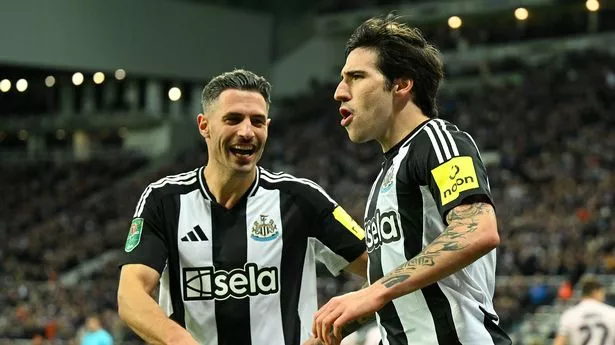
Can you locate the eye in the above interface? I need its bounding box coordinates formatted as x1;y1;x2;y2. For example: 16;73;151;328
224;116;242;125
251;117;266;126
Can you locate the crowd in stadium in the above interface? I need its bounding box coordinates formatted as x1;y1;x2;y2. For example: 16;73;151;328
1;42;614;344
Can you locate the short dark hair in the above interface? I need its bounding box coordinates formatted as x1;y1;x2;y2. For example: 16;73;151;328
580;276;604;297
345;15;444;118
201;69;271;112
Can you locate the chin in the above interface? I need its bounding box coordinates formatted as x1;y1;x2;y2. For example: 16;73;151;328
232;164;256;174
346;128;372;144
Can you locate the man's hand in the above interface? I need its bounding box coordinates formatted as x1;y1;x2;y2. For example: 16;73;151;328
302;335;325;345
312;285;387;345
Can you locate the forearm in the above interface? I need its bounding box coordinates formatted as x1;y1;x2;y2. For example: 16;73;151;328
374;202;498;301
118;286;196;345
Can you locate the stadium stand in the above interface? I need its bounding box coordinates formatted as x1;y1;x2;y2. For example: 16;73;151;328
2;47;613;344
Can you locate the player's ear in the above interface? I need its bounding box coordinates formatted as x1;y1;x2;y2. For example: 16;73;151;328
393;78;413;97
197;113;210;139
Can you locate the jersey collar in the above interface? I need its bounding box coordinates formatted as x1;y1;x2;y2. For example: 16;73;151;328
197;166;261;204
383;118;431;160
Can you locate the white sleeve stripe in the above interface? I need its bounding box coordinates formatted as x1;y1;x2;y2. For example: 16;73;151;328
133;174;197;218
428;121;452;161
423;126;444;164
134;171;196;215
463;131;482;159
260;170;320;189
435;119;460;156
260;172;335;204
261;172;334;204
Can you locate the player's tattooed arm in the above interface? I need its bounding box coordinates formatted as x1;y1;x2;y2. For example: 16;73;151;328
378;201;497;290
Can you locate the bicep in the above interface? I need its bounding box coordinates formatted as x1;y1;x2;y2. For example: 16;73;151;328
443;201;499;248
445;200;496;229
119;264;161;295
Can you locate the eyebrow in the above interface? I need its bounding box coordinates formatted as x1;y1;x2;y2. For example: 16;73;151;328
223;112;267;119
340;70;366;78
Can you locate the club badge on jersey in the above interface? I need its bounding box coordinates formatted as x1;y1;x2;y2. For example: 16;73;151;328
250;214;280;242
380;166;396;194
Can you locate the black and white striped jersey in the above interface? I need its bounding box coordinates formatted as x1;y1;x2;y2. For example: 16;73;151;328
365;119;511;345
118;166;366;345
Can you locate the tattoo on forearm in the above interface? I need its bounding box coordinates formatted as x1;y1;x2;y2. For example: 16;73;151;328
380;202;493;289
414;256;435;266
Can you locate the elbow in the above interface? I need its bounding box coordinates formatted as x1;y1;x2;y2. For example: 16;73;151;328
487;231;500;250
481;226;500;252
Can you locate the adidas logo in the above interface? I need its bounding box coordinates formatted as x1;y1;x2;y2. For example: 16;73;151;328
181;225;208;242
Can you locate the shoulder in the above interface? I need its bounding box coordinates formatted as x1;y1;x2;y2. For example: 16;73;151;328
411;119;478;155
101;330;113;339
258;167;335;204
601;302;615;314
561;303;584;321
138;168;201;202
559;306;576;324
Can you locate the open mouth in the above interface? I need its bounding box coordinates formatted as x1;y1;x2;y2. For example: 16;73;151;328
229;145;256;157
339;108;354;127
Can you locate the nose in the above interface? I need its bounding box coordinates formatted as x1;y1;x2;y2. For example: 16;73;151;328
334;81;351;102
237;118;255;139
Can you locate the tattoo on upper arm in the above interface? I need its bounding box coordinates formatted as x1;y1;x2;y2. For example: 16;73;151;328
380;202;494;288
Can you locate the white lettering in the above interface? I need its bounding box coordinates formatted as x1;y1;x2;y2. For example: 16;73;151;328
257;269;277;292
380;214;399;241
248;262;257;293
214;274;228;297
184;264;280;301
229;272;248;295
364;210;402;252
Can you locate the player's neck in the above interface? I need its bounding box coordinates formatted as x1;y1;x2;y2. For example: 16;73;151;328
203;165;256;209
378;107;430;153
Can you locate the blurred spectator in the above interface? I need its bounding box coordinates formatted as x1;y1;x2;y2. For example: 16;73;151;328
79;316;113;345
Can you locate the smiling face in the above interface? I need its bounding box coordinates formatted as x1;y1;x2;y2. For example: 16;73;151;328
334;47;396;144
197;89;270;176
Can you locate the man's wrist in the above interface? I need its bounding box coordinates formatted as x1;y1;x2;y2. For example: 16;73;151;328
339;284;389;338
370;281;395;306
166;328;198;345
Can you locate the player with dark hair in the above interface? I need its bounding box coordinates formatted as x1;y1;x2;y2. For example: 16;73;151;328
313;16;511;345
117;69;368;345
554;276;615;345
